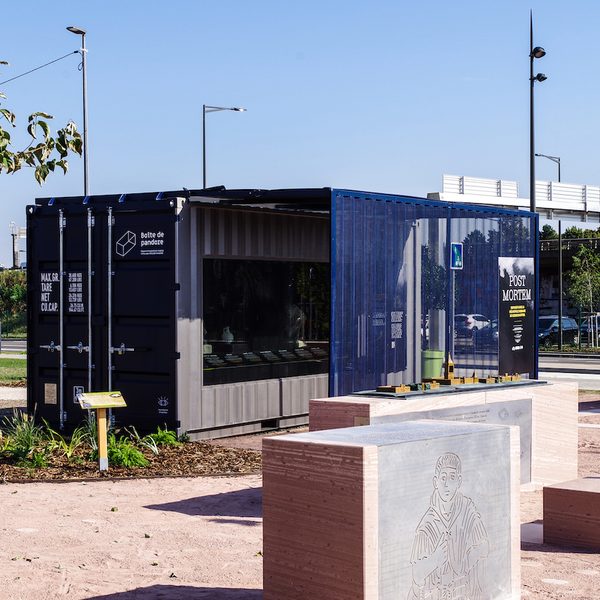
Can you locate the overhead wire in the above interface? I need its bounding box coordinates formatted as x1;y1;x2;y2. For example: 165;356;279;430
0;51;80;86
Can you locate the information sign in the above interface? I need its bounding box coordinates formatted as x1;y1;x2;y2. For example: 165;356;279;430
450;242;463;270
78;391;127;409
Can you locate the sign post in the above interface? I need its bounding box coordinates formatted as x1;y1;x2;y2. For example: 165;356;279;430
78;391;127;471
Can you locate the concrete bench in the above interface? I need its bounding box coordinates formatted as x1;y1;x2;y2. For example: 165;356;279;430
543;476;600;549
309;380;578;487
263;420;520;600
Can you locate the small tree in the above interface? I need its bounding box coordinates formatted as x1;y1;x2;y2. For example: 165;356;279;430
0;270;26;335
0;61;82;184
540;224;558;240
567;245;600;316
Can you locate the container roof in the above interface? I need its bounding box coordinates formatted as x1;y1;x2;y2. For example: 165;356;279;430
34;186;534;219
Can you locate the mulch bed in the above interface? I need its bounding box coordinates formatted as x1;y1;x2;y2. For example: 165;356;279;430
0;380;26;388
0;442;262;482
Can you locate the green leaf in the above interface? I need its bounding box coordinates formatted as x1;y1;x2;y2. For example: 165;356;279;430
27;122;36;139
38;120;50;140
0;109;15;125
30;111;53;120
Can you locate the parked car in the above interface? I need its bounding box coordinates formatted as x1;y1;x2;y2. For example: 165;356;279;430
473;319;498;351
538;316;578;348
455;313;490;331
454;315;473;340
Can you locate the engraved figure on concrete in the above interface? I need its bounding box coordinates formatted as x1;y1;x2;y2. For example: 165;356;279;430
407;452;489;600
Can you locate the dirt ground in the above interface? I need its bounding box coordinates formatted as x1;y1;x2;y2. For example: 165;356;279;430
0;394;598;599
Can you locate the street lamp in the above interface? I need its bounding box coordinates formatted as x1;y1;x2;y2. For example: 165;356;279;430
535;153;561;182
66;26;89;196
202;104;246;189
9;222;18;269
529;12;547;213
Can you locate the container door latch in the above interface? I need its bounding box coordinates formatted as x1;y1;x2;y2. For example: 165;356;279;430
67;342;90;354
40;341;61;352
110;343;135;356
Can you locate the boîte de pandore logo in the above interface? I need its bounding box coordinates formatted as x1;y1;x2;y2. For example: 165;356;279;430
116;231;137;257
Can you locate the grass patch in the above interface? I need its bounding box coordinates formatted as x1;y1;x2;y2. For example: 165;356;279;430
0;357;26;386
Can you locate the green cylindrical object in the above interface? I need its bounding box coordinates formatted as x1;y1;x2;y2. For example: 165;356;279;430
421;350;444;379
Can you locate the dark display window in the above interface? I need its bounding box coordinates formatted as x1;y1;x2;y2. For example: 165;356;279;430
203;259;330;385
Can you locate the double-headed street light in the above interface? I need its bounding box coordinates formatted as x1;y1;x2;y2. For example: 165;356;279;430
202;104;246;189
529;12;547;213
66;26;88;197
535;153;561;182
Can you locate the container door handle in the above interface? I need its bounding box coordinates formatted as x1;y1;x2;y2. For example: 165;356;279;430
110;343;135;355
40;341;61;352
67;342;90;354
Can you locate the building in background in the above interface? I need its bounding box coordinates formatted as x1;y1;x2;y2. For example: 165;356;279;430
428;174;600;223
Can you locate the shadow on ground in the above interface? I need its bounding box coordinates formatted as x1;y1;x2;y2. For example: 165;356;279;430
522;541;600;555
88;586;262;599
144;486;262;519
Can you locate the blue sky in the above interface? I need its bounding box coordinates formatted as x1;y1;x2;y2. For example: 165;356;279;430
1;1;599;264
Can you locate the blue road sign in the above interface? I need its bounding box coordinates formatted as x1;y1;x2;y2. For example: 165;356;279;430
450;242;463;270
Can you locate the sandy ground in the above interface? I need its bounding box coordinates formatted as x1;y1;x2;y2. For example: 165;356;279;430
0;475;264;599
0;391;598;599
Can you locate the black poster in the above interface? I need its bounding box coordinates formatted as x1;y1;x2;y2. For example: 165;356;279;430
498;257;535;376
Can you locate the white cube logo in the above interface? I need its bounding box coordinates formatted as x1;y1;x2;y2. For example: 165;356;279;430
116;231;136;257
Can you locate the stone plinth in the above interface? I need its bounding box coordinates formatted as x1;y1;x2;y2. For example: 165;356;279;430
543;477;600;549
309;381;577;487
263;421;520;600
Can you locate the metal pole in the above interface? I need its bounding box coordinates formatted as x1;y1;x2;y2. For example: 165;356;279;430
558;159;561;183
107;207;113;391
107;207;113;427
11;232;17;269
202;104;206;188
558;220;563;350
59;210;65;429
87;208;93;391
81;32;89;196
529;14;536;213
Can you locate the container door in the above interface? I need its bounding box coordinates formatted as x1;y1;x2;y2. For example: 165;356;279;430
28;205;98;429
107;207;178;431
28;200;178;433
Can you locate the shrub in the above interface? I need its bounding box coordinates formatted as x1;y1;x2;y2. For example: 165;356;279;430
0;409;45;461
104;434;149;468
45;422;87;460
146;425;180;447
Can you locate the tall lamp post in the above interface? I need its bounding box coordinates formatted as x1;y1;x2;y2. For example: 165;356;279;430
66;26;88;197
535;153;561;182
202;104;246;189
529;12;547;213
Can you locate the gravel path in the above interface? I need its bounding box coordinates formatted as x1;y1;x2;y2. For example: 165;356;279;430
0;390;597;598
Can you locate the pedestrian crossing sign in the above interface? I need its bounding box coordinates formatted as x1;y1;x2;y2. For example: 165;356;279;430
450;242;463;270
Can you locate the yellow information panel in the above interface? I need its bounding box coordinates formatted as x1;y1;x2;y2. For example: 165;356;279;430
78;391;127;410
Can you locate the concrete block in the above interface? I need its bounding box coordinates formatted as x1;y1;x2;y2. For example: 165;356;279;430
309;380;577;486
263;420;520;600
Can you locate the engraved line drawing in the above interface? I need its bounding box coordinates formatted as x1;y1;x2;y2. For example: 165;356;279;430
116;230;136;257
407;452;489;600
